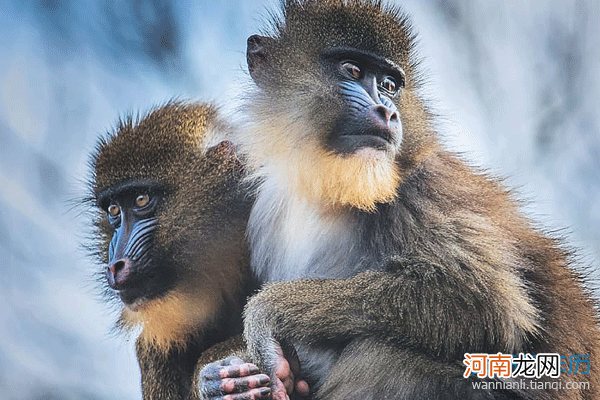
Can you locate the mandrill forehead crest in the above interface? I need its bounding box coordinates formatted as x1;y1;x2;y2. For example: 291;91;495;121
92;102;218;195
268;0;417;72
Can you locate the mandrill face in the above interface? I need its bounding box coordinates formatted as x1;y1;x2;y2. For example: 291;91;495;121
97;183;171;311
238;1;435;211
243;32;410;211
321;47;404;158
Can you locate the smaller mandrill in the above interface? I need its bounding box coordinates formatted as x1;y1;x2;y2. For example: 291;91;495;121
88;102;255;399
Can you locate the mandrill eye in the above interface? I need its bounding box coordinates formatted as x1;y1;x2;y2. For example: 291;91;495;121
380;76;397;94
108;204;120;217
342;62;362;79
135;194;150;208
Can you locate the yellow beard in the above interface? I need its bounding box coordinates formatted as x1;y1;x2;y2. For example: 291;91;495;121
120;292;219;351
240;111;401;212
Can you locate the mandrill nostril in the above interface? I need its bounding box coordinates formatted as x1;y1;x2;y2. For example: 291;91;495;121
374;104;393;123
110;260;125;274
372;104;396;124
106;258;132;289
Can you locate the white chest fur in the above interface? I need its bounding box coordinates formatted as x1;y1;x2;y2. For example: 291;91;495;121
248;174;363;282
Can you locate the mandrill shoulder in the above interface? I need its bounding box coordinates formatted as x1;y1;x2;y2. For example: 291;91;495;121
385;149;547;295
392;149;533;244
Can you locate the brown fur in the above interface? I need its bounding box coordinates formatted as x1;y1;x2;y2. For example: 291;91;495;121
230;1;600;399
90;102;254;399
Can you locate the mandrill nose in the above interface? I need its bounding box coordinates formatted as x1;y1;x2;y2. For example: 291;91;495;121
106;258;132;289
371;104;399;125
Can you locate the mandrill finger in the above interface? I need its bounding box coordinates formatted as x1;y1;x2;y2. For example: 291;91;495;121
221;374;271;393
202;378;271;399
270;377;291;400
220;362;262;379
202;361;260;381
218;387;272;400
295;380;310;397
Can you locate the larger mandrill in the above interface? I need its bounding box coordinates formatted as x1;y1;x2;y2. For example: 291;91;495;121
199;1;600;399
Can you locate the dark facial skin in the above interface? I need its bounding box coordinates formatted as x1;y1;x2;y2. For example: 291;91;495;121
98;182;174;309
322;47;404;155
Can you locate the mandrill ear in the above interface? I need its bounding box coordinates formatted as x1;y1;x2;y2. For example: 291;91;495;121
246;35;276;87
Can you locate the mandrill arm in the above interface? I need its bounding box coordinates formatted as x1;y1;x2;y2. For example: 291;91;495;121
243;262;530;373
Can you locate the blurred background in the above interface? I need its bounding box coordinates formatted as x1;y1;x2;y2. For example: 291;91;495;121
1;0;599;398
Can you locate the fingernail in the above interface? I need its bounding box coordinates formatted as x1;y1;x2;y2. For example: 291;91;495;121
249;364;260;374
260;387;271;396
259;375;270;385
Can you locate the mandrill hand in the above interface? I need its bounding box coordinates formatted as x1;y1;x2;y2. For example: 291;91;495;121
268;342;310;400
199;350;310;400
